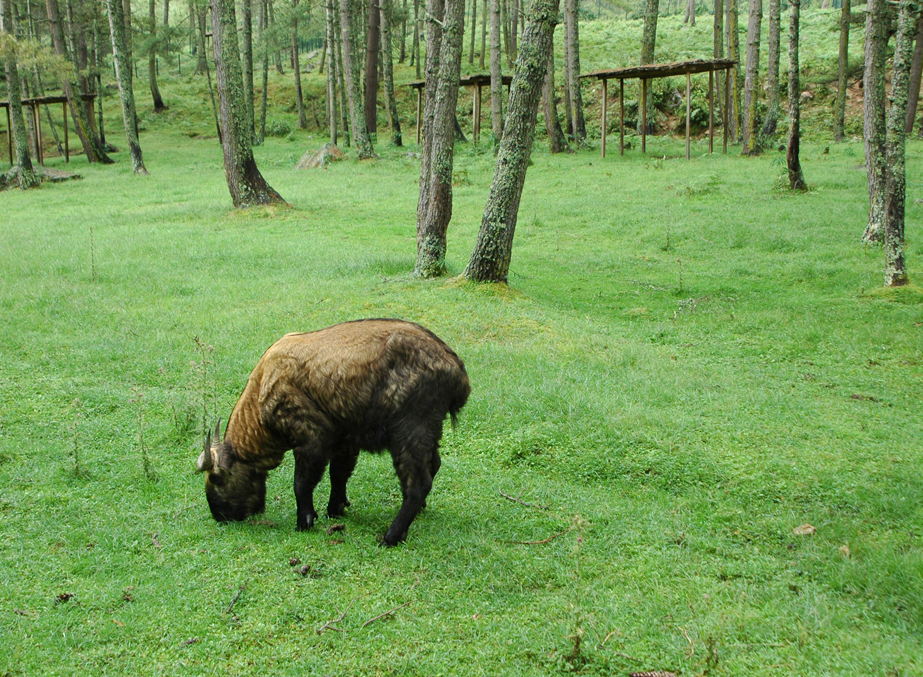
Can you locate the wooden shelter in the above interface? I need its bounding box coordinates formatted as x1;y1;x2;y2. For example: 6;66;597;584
406;74;512;145
580;58;735;160
1;94;98;166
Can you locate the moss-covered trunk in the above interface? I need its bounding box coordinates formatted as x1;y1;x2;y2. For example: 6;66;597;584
904;9;923;134
761;0;780;137
462;0;560;283
542;46;569;153
414;0;465;278
0;4;40;189
106;0;149;174
883;0;916;287
862;0;888;243
380;0;403;145
489;0;504;142
741;0;761;155
786;0;805;191
340;0;375;158
325;0;340;144
242;0;255;140
833;0;849;142
211;0;286;207
364;0;380;136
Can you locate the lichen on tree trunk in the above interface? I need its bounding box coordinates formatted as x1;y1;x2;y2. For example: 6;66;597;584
862;0;888;243
463;0;560;284
741;0;761;155
0;3;40;189
211;0;286;207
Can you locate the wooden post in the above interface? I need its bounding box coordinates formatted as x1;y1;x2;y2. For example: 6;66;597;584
685;71;691;161
5;106;11;165
473;84;481;145
619;78;624;156
415;86;422;145
63;101;69;163
601;77;607;158
641;78;647;154
723;66;729;154
708;71;715;155
34;104;43;166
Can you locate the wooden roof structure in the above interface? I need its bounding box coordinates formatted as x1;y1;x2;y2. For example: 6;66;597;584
405;74;513;145
1;93;99;166
580;58;736;160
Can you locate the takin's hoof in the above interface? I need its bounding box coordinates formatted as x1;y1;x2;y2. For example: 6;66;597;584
296;512;318;532
326;501;350;518
379;530;408;547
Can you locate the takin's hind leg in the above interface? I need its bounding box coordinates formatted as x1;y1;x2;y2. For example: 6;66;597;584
382;446;437;546
293;447;329;531
327;445;360;518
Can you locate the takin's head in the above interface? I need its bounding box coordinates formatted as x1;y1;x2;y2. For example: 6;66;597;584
196;422;267;523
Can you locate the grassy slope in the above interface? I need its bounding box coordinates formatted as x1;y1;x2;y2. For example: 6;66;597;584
2;9;922;677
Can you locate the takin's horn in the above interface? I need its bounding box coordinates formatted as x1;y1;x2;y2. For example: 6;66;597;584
196;430;214;473
214;419;222;441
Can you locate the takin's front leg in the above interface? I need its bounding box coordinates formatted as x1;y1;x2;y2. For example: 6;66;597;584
327;445;360;518
293;448;328;531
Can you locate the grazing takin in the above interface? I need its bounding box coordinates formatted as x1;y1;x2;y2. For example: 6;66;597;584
196;319;470;546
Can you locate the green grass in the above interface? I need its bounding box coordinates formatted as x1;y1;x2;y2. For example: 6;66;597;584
1;119;921;675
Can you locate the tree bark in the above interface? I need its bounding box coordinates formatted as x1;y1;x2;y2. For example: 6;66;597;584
640;0;658;65
242;0;255;140
904;8;923;134
46;0;114;163
1;0;40;188
257;0;270;143
761;0;780;137
726;0;740;141
563;0;585;144
469;0;477;62
380;0;403;145
713;0;723;119
292;0;307;129
325;0;339;144
463;0;560;283
211;0;286;207
364;0;380;135
195;0;208;73
106;0;149;174
741;0;761;155
414;0;464;277
684;0;694;25
786;0;805;191
883;0;916;286
479;0;487;68
489;0;503;141
833;0;850;141
341;0;376;157
863;0;888;243
149;0;167;112
542;45;569;152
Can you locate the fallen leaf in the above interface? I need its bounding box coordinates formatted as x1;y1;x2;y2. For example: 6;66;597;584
793;524;816;536
326;524;345;535
839;544;851;559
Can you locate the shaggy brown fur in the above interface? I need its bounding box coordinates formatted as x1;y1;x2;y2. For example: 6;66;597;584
196;319;470;545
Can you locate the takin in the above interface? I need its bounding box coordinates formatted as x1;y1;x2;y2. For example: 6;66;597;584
196;319;470;546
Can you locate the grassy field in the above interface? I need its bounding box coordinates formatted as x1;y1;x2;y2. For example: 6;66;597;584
1;116;922;675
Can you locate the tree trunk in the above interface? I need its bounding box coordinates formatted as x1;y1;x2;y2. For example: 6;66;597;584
883;0;915;286
469;0;477;63
106;0;149;174
341;0;376;156
45;0;114;163
786;0;805;191
292;0;307;129
380;0;403;145
1;0;40;188
542;45;569;152
335;10;351;145
195;0;208;73
684;0;694;25
761;0;780;137
489;0;504;141
149;0;167;112
479;0;487;68
269;0;285;73
726;0;740;140
863;0;888;243
463;0;560;283
833;0;850;141
365;0;380;135
196;1;222;140
713;0;723;120
904;8;923;134
211;0;286;207
563;0;585;144
242;0;255;140
325;0;339;144
414;0;465;277
640;0;658;64
400;0;407;62
412;0;421;77
741;0;761;155
257;0;270;143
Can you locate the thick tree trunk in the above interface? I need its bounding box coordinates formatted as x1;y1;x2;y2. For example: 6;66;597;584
415;0;464;278
341;0;375;157
325;0;339;144
106;0;149;174
905;9;923;134
834;0;850;141
463;0;560;283
380;0;403;145
640;0;658;64
563;0;585;144
149;0;167;112
883;0;916;286
365;0;380;135
863;0;888;243
489;0;504;141
542;46;569;152
741;0;761;155
293;0;307;129
761;0;780;137
1;0;40;188
46;0;114;163
211;0;286;207
786;0;805;190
